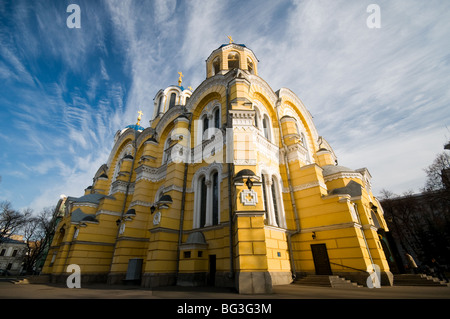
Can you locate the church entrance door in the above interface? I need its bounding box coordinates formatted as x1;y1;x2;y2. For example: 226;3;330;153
311;244;332;275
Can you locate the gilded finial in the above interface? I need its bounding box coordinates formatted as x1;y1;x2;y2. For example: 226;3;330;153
137;110;143;126
227;35;233;44
188;86;193;91
178;72;184;86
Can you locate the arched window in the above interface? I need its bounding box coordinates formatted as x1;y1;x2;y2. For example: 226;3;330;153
254;107;261;129
271;177;280;227
247;57;254;74
199;176;207;228
228;52;240;69
169;92;177;109
157;96;163;114
261;175;268;223
261;173;286;228
193;166;221;229
203;116;209;140
212;57;220;75
301;132;312;163
262;115;271;141
214;108;220;129
212;172;219;225
162;137;171;164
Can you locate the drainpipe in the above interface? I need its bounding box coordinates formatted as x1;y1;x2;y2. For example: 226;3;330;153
274;98;301;280
176;110;192;278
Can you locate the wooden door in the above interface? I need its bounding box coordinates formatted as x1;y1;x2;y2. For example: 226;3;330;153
311;244;332;275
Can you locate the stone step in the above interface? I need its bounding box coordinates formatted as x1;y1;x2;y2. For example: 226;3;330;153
329;276;363;288
294;275;332;287
394;274;449;287
294;275;363;288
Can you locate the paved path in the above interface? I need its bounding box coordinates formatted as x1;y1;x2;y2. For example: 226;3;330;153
1;280;449;299
1;281;449;317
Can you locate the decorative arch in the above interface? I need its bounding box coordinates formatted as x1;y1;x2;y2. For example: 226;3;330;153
278;88;319;147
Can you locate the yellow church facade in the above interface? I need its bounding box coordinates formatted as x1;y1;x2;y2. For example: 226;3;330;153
42;42;393;293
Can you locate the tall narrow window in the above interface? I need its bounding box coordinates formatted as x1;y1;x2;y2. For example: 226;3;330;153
162;138;170;164
263;116;270;140
203;116;209;140
301;133;311;163
261;175;268;223
157;96;163;114
271;178;280;227
212;57;220;75
214;108;220;129
212;172;219;225
247;58;254;74
169;92;176;109
200;177;207;228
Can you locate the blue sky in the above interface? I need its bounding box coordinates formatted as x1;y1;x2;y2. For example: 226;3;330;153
0;0;449;213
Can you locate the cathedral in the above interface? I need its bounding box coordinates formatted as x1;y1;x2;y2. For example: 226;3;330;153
42;39;393;293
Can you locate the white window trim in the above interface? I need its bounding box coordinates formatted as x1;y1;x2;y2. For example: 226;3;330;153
192;164;222;229
261;172;287;229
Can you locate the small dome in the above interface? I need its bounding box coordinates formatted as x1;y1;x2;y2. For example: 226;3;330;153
185;232;207;245
158;194;173;204
235;169;256;179
125;124;145;131
125;208;136;217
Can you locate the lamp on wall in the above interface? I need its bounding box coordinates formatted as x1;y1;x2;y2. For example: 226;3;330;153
150;194;173;214
312;231;316;240
234;169;259;190
245;177;254;190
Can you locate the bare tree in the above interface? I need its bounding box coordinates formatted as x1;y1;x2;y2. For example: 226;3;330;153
21;207;54;274
424;152;450;192
0;201;30;241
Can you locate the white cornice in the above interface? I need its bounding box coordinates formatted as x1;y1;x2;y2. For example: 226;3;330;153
324;171;363;183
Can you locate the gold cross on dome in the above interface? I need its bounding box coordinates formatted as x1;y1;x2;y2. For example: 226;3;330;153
137;110;143;125
227;35;233;44
178;72;184;86
188;86;193;91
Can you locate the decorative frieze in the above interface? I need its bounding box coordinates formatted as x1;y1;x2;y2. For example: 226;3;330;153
292;181;328;192
110;180;134;194
135;164;167;183
240;189;258;206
